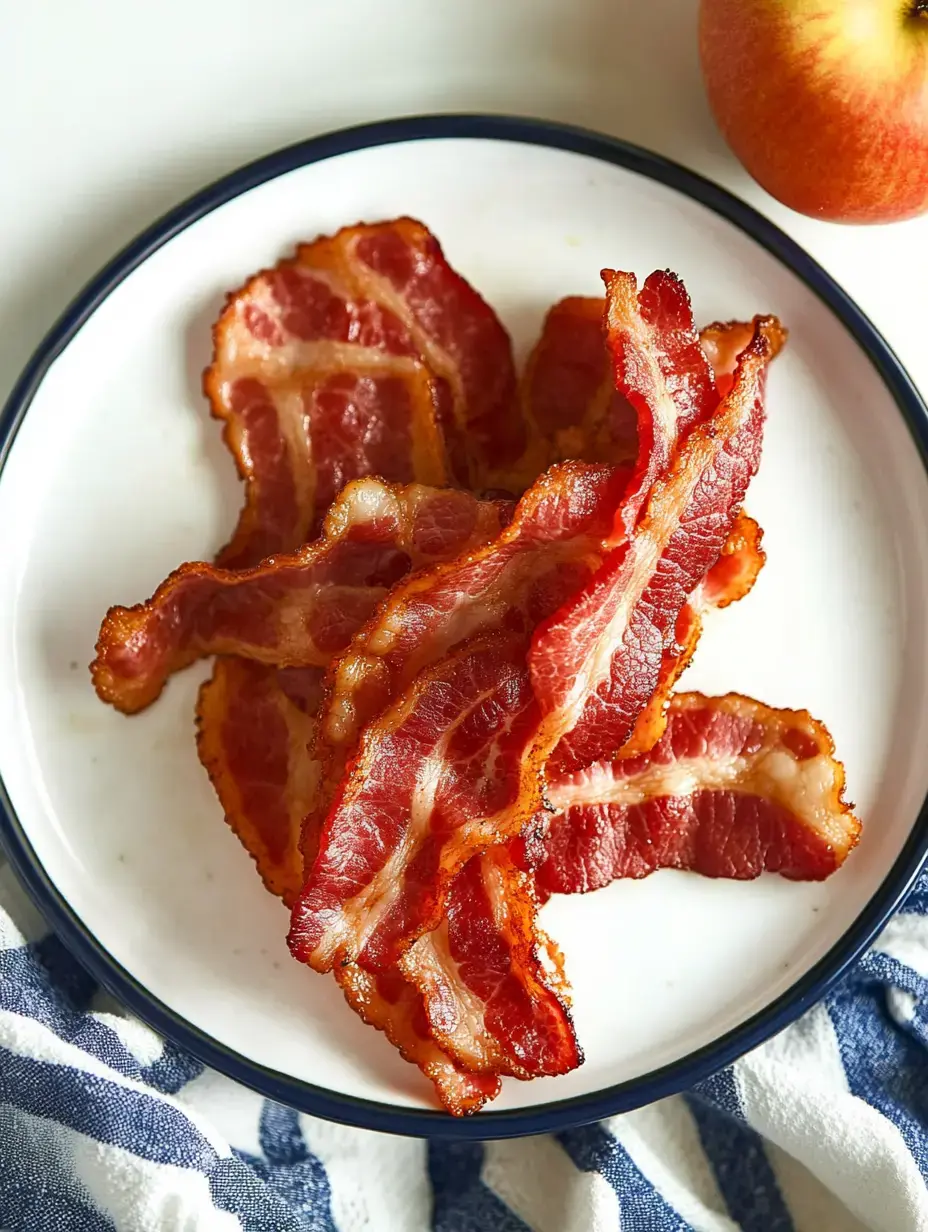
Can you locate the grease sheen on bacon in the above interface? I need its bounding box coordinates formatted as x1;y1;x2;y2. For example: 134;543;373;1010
537;693;860;895
92;481;510;714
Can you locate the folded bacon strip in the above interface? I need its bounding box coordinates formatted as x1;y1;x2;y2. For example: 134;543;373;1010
198;645;576;1104
197;655;517;1113
400;849;580;1078
537;693;860;895
335;965;501;1116
533;312;785;776
207;219;520;568
92;481;510;714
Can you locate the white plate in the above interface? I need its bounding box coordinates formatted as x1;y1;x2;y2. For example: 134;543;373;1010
2;116;928;1137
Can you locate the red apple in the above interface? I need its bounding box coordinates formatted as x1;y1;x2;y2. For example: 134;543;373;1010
699;0;928;223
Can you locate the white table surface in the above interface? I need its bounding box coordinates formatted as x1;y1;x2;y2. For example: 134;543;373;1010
4;0;928;410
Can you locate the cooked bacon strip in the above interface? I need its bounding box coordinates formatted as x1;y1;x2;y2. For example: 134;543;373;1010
521;296;637;467
92;481;509;714
400;849;580;1079
197;659;508;1113
604;270;719;533
210;367;451;571
620;510;765;757
522;297;758;474
290;635;544;973
532;313;785;776
198;657;573;1104
616;315;768;757
195;658;322;905
340;219;523;486
537;693;860;895
516;292;764;763
335;965;501;1116
294;277;782;972
207;219;520;566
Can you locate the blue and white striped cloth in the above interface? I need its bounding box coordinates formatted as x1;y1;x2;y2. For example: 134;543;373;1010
3;858;928;1232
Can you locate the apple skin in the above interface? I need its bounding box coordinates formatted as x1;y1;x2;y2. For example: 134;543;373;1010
699;0;928;223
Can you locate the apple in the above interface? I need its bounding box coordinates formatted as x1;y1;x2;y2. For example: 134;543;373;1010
699;0;928;223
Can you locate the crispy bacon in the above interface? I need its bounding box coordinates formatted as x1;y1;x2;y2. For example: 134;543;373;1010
537;693;860;895
92;481;510;714
195;658;322;905
93;245;815;1114
199;655;577;1100
532;313;786;776
304;462;631;869
335;965;501;1116
290;635;543;973
197;658;510;1111
207;219;520;566
400;849;580;1079
210;367;450;571
293;279;783;975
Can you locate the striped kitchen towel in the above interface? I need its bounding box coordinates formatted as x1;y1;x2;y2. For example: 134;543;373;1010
2;858;928;1232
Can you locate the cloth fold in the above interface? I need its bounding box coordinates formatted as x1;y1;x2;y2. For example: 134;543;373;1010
1;859;926;1232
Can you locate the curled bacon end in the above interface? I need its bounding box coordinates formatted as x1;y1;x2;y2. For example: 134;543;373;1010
335;964;501;1116
699;320;761;398
289;635;543;976
91;480;509;715
401;851;582;1081
603;268;719;532
195;659;322;906
539;692;860;896
701;510;766;610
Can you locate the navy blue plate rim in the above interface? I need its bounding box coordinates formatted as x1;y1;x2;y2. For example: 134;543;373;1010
2;113;927;1140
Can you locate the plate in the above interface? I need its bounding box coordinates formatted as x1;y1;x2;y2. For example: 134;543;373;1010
2;115;928;1139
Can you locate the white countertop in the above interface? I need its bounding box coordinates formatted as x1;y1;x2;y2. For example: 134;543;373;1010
4;0;927;407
